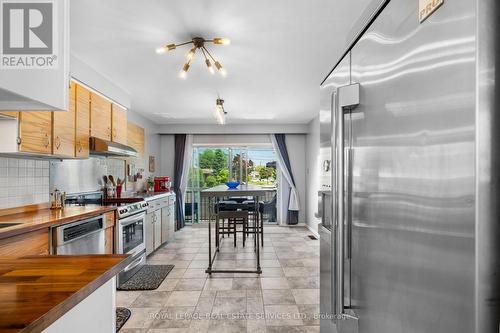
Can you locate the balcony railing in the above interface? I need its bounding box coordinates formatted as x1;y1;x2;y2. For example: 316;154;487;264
185;188;277;223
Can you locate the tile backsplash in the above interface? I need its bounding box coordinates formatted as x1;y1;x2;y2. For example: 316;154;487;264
0;157;50;209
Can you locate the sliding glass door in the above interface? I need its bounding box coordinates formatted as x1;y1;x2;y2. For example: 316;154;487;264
185;146;278;224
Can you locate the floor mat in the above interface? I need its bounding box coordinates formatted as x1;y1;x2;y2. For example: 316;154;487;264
117;264;174;291
116;307;131;332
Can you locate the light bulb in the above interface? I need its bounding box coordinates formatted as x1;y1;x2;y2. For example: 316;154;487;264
179;63;190;79
213;38;231;45
186;47;196;61
156;46;166;54
205;59;215;74
220;67;227;77
215;109;225;125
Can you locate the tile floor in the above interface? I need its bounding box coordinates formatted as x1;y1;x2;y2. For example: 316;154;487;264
118;224;320;333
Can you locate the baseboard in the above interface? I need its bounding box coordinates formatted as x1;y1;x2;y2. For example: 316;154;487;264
305;223;319;238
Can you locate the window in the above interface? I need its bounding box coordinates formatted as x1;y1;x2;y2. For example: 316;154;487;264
185;146;277;224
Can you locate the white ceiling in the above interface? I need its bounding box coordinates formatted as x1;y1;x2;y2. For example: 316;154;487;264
71;0;371;125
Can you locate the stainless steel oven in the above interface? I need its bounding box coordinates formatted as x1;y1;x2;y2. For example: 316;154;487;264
116;201;148;284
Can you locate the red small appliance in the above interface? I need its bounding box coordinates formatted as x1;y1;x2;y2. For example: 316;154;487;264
154;176;171;192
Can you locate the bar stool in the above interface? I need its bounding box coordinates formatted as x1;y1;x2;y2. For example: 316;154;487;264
216;210;249;247
241;200;264;247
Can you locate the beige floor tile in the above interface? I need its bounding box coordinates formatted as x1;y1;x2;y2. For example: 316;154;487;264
207;318;246;333
211;296;246;315
260;278;290;290
291;289;319;305
204;278;233;291
123;307;160;329
260;268;285;278
158;279;180;291
150;306;195;329
264;305;303;327
166;291;201;307
131;291;171;308
188;260;207;268
117;290;142;307
260;259;281;268
175;279;207;291
247;319;266;333
262;290;296;305
183;268;208;278
286;277;319;289
297;304;320;326
232;278;261;290
283;267;319;277
188;319;210;333
148;328;188;333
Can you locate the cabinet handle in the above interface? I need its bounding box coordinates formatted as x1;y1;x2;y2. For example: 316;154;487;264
44;133;50;148
55;136;61;149
77;140;83;153
16;137;21;145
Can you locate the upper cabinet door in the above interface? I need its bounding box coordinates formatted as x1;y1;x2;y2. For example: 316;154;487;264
127;122;145;157
18;112;52;154
52;84;75;157
0;0;70;111
75;84;90;158
90;93;112;141
112;104;127;145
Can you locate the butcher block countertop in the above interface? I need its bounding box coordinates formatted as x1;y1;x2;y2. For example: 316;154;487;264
0;255;131;333
0;205;117;240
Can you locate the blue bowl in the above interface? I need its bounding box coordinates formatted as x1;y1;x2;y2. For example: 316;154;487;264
225;181;240;189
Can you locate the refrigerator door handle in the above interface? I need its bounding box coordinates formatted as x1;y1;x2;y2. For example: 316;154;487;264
334;83;360;319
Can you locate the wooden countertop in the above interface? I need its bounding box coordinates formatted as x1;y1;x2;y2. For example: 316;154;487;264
0;205;117;240
0;254;131;333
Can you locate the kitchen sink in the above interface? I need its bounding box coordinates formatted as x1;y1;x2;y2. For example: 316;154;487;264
0;223;22;229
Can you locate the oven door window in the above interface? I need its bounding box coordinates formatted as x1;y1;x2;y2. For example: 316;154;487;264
122;219;144;253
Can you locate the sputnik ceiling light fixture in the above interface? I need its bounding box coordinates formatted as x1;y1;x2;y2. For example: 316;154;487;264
156;37;230;79
215;98;227;125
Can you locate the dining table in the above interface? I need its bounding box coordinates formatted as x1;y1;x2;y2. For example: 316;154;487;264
201;184;276;275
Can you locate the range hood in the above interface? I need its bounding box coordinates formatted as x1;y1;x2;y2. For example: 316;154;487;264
89;137;138;158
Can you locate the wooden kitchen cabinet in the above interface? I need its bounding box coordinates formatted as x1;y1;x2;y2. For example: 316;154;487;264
103;211;115;254
75;84;90;158
90;93;112;141
52;84;76;157
127;122;145;157
111;104;127;145
0;229;49;256
18;112;52;154
104;227;114;254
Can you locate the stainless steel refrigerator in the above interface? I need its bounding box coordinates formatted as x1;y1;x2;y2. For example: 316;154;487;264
318;0;500;332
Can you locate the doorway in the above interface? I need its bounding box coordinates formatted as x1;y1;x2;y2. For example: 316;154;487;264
185;146;278;224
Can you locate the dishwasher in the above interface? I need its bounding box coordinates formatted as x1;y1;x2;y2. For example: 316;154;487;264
51;215;106;255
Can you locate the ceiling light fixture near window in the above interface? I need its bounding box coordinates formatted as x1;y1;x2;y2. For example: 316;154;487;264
215;98;227;125
156;37;230;78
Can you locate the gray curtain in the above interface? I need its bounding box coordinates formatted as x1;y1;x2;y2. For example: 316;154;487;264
274;134;299;225
174;134;186;230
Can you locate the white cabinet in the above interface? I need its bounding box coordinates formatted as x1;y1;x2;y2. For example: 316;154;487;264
0;0;70;111
153;210;162;250
145;211;155;256
146;208;162;256
145;194;176;256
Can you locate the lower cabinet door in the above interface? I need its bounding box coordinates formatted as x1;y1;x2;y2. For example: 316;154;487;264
153;209;162;250
145;212;155;256
161;207;169;244
104;227;114;254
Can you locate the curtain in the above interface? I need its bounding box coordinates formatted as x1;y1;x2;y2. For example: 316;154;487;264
174;134;188;230
270;134;299;225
